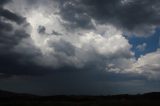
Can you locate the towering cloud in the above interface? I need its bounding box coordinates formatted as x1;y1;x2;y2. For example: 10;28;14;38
0;0;159;80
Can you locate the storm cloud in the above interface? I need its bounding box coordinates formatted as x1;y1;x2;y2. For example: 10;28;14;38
0;1;50;77
0;0;159;78
57;0;160;36
0;0;160;95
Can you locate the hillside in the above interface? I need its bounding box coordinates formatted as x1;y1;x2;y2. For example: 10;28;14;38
0;90;160;106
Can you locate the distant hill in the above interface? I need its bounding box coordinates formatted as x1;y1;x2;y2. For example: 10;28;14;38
1;89;160;98
1;89;160;99
0;90;160;106
0;89;37;101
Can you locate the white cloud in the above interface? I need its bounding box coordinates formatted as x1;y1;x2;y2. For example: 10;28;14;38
108;49;160;79
32;24;133;68
136;43;147;51
133;49;160;78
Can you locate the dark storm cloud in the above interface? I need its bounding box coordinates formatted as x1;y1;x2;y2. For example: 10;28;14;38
0;53;49;76
0;0;159;95
57;0;95;29
0;8;26;24
0;9;28;51
0;3;50;77
51;39;75;56
57;0;160;36
0;34;49;77
52;30;62;36
0;0;11;6
37;25;62;36
38;25;46;34
0;21;13;31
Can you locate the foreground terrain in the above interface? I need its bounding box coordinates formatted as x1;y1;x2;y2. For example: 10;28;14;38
0;90;160;106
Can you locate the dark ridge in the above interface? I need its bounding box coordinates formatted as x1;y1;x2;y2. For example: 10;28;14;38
0;90;160;105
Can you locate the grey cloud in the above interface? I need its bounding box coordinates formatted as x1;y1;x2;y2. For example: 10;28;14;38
38;25;46;34
0;0;12;6
0;3;50;77
0;2;27;52
0;0;159;96
136;43;147;51
0;19;28;51
0;0;134;78
1;0;157;80
50;39;75;56
0;21;13;31
0;8;26;24
37;25;62;36
57;0;160;36
52;30;62;36
57;0;95;29
0;40;50;77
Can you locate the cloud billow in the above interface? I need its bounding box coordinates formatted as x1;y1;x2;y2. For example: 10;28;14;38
0;0;160;80
57;0;160;36
0;1;49;77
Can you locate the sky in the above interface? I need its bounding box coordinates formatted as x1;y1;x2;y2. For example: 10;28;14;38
0;0;160;95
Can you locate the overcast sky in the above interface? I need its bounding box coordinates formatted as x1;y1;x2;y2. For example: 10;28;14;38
0;0;160;95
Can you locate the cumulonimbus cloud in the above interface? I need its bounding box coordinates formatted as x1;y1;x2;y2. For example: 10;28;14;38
0;0;160;80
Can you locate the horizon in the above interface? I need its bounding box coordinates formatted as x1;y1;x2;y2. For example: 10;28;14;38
0;89;160;97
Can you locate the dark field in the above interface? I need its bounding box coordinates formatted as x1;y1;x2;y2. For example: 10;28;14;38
1;90;160;106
